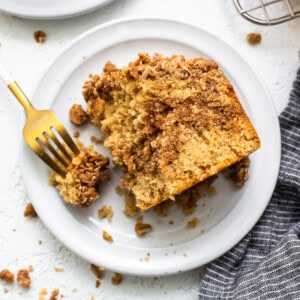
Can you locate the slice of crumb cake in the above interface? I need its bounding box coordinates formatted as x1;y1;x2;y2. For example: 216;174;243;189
82;52;260;211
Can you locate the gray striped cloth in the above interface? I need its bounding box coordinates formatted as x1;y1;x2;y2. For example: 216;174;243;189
199;68;300;299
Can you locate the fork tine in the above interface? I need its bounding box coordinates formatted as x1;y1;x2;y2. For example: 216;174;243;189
31;142;66;177
46;128;73;162
53;125;80;156
39;133;70;168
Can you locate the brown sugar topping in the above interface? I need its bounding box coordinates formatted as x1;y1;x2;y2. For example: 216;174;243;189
83;52;260;211
0;269;14;284
17;269;31;288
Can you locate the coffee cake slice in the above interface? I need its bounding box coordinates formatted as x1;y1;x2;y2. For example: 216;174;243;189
83;52;260;211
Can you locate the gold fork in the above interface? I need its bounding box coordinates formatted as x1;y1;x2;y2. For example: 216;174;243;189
0;64;80;177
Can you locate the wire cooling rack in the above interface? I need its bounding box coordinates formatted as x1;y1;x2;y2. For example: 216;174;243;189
233;0;300;25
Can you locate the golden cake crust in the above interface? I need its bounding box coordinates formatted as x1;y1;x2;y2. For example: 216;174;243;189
83;52;260;211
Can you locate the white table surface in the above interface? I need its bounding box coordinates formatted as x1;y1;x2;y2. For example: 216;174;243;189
0;0;299;299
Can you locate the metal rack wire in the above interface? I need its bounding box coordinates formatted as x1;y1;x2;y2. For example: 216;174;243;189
233;0;300;25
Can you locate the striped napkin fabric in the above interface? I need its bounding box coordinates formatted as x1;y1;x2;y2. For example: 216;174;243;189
199;68;300;299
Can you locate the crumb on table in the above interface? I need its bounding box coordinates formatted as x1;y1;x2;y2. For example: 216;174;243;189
95;280;101;288
246;32;261;45
111;273;123;285
39;288;48;300
0;269;14;284
34;30;47;43
17;269;31;288
24;203;38;217
69;104;90;126
49;288;59;300
90;264;105;279
54;267;64;272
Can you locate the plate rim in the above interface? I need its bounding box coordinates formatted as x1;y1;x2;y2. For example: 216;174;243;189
0;0;114;20
21;17;281;276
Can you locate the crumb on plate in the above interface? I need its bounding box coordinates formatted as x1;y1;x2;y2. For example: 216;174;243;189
102;230;113;243
69;104;90;126
187;217;200;228
134;216;152;236
98;205;114;222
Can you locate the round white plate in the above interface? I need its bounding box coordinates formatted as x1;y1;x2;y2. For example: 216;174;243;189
22;18;281;276
0;0;113;20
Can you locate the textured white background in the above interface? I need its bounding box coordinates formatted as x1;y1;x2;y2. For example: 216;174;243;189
0;0;299;299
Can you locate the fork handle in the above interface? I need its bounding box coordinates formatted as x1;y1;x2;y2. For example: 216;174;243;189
0;60;13;85
0;60;34;114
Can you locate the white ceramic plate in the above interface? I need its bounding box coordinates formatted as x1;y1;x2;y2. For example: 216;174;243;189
0;0;113;20
22;18;281;276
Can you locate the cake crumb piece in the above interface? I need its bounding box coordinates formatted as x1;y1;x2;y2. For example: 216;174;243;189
223;157;250;186
34;30;47;43
90;135;105;144
27;265;34;272
90;296;95;300
49;143;110;208
102;230;113;243
0;269;14;284
187;217;199;228
49;288;59;300
17;269;31;288
90;264;105;279
54;267;64;272
38;240;42;245
73;131;80;138
111;273;123;285
246;32;261;45
95;280;101;288
24;203;38;217
69;104;90;126
3;287;8;293
39;288;48;300
98;205;114;222
134;216;152;236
